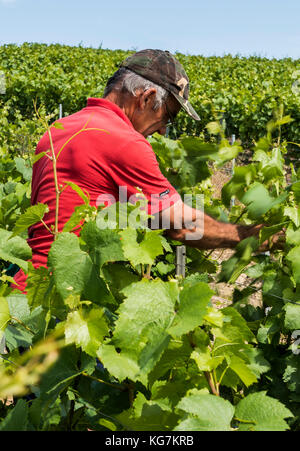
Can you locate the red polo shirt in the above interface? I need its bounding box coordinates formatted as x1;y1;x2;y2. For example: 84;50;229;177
13;98;180;291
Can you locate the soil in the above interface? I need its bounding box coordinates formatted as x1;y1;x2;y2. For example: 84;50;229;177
206;144;296;309
208;155;263;308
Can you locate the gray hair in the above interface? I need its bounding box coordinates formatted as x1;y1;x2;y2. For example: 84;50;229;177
103;68;169;111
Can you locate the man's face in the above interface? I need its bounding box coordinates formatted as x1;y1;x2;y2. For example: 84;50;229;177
131;91;181;138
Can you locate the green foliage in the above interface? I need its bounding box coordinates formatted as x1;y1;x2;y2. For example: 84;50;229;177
0;46;300;431
1;44;300;148
234;392;293;431
174;392;235;431
0;228;31;272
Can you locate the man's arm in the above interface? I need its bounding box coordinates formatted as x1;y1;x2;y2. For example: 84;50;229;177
157;200;262;249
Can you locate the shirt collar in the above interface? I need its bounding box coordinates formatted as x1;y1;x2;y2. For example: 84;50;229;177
86;98;134;129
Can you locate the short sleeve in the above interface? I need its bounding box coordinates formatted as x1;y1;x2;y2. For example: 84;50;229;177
107;138;181;215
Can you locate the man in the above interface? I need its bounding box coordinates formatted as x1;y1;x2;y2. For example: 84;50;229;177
13;49;264;292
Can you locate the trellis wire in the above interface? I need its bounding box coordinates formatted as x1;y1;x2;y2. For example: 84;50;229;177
232;279;300;306
176;245;186;278
230;134;236;208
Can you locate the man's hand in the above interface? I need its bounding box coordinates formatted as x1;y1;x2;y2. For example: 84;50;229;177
258;229;286;253
156;200;286;251
242;223;286;252
156;200;252;249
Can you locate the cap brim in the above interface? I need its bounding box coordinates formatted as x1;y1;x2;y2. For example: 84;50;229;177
172;93;200;121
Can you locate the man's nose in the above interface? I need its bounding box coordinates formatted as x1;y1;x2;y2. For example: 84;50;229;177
157;126;167;135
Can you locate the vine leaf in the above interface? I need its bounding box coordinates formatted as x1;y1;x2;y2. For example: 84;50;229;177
98;279;178;384
11;203;49;238
168;281;214;337
174;391;234;431
235;392;293;431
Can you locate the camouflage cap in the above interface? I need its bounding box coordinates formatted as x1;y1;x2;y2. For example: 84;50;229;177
120;49;200;121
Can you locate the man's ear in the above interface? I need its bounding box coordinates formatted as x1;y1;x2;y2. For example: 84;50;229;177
138;88;157;110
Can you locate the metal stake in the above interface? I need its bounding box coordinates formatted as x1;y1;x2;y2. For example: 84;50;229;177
230;134;236;208
176;245;186;278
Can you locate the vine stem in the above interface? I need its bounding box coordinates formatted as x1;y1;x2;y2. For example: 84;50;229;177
55;127;108;160
233;208;247;224
187;333;220;396
11;316;35;335
81;371;125;391
40;219;52;235
216;366;229;389
125;382;135;407
47;127;60;240
33;106;108;240
146;264;152;278
143;264;152;279
204;371;219;396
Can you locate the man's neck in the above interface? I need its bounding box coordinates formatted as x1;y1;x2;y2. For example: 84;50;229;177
103;91;135;123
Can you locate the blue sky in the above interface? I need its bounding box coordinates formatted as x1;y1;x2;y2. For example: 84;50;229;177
0;0;299;59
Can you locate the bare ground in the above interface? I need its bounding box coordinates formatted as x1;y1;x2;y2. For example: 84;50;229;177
208;162;262;308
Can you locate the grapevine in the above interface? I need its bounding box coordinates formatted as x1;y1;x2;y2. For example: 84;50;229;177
0;45;299;432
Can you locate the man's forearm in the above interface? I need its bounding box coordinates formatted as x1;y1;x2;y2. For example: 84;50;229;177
160;202;262;250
